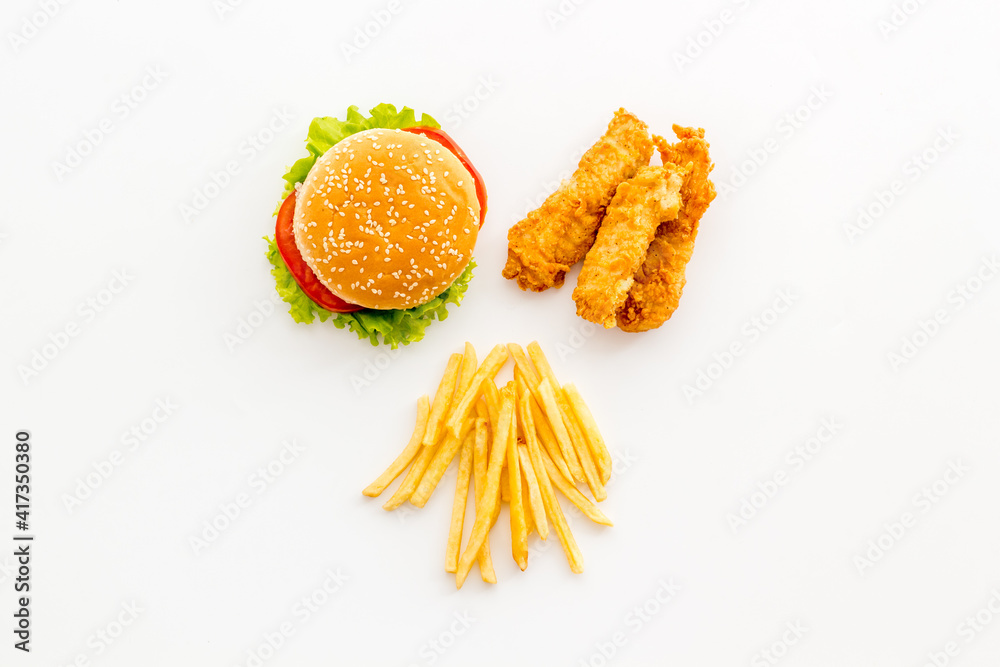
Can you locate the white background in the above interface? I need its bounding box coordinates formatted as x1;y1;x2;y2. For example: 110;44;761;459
2;1;1000;665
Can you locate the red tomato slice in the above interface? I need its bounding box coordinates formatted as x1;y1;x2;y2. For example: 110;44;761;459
274;126;486;312
274;190;363;313
402;126;487;227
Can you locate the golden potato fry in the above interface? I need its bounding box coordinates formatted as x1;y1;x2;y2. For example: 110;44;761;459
410;417;476;508
540;449;613;526
519;390;583;573
521;466;535;537
518;443;548;540
445;345;510;437
508;343;543;391
443;343;478;424
483;380;501;431
445;431;475;573
456;386;514;588
521;374;573;482
557;390;606;501
383;436;439;510
564;383;613;485
422;353;462;448
472;416;496;583
537;377;585;483
507;413;528;571
527;341;560;392
363;395;430;497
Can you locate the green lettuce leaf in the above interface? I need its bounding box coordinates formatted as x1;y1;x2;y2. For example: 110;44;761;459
264;236;335;325
265;236;474;348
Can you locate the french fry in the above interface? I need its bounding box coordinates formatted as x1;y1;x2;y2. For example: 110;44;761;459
410;417;476;508
456;386;514;588
512;373;544;540
474;400;488;422
564;383;613;485
363;395;430;497
443;343;478;425
522;373;573;482
472;416;496;583
557;390;606;501
540;448;613;526
367;342;610;586
481;384;503;525
519;390;584;573
387;349;471;509
537;377;585;483
521;466;535;537
508;343;542;391
483;380;501;421
518;443;548;539
421;353;462;448
382;436;439;510
527;341;560;392
445;430;475;573
445;345;510;437
507;407;528;571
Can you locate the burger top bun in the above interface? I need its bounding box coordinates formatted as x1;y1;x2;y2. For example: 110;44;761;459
292;128;480;311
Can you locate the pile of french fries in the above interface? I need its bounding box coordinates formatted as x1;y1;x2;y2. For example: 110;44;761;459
363;341;614;588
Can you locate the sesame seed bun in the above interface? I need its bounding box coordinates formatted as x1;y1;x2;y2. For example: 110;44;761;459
292;128;480;311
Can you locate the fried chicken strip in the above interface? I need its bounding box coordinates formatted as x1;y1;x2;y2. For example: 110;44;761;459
572;165;684;328
502;108;654;292
616;125;716;332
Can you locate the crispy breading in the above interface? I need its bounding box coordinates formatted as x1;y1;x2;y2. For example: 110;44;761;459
616;125;715;332
572;165;684;328
502;108;654;292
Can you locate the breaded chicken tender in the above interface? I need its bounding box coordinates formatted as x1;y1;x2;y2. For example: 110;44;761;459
572;165;684;328
502;108;655;292
616;125;715;332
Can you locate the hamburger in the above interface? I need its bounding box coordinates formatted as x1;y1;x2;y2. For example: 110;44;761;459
265;104;486;347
